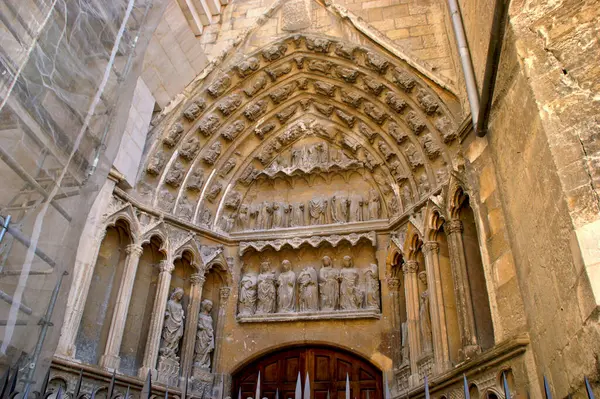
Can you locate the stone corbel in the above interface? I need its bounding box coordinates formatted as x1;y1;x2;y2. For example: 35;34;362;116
239;231;377;256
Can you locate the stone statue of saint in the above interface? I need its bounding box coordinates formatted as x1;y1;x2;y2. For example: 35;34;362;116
194;299;214;370
364;264;380;310
277;260;296;312
368;189;382;220
291;202;305;227
298;266;319;312
318;256;339;311
160;288;185;360
418;271;433;353
401;321;409;364
330;195;349;224
349;194;364;222
309;197;328;225
256;261;277;314
291;147;304;168
257;201;274;230
339;256;361;310
238;273;257;316
236;205;249;231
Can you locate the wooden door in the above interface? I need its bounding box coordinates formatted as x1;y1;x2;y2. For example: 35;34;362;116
233;346;382;399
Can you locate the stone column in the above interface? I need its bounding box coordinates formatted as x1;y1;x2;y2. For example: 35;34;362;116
387;278;403;367
138;260;175;379
211;287;231;373
181;273;206;387
100;243;144;370
403;260;420;386
446;220;479;358
423;242;450;373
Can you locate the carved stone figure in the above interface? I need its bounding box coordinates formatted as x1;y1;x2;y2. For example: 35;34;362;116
393;68;416;92
220;158;237;177
147;152;165;176
205;182;223;202
183;99;206;121
277;260;296;313
160;288;185;360
180;137;201;161
194;299;214;370
339;256;361;310
236;57;260;77
222;120;245;141
217;94;242;116
349;194;364;223
164;123;184;147
238;273;257;316
219;214;235;233
200;208;212;226
256;262;277;314
378;140;394;160
165;161;186;188
419;271;433;353
319;256;339;311
309;197;328;225
186;168;204;192
272;202;285;228
257;201;274;230
291;202;305;227
236;205;249;230
363;102;388;125
198;114;222;136
385;92;408;113
243;100;268;121
368;189;382;220
417;89;439;115
202;142;222;165
364;264;380;310
249;204;260;230
224;191;242;210
207;75;231;98
406;111;426;134
298;267;319;312
244;74;268;97
331;194;349;224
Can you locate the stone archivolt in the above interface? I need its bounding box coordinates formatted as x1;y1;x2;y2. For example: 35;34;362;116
139;34;458;234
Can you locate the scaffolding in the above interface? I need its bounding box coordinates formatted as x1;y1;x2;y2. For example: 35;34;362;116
0;0;164;389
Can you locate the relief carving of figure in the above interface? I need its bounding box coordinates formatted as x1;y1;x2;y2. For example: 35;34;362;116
236;205;249;230
339;256;361;310
349;194;364;223
238;273;257;316
160;288;185;360
256;262;277;314
307;144;320;167
364;264;380;310
257;201;274;230
309;197;328;225
193;299;214;370
291;147;304;168
298;266;319;312
368;189;382;220
418;271;433;353
318;256;339;311
277;260;296;313
272;202;285;228
291;202;305;227
317;142;329;165
330;194;349;224
249;204;260;230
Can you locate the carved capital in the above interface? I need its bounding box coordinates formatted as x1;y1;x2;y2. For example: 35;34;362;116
387;278;401;290
125;244;144;258
159;260;175;274
446;220;463;234
190;273;206;286
423;242;440;255
402;260;418;274
220;287;232;302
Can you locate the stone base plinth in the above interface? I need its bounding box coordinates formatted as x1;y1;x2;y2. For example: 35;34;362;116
191;367;213;396
157;356;180;387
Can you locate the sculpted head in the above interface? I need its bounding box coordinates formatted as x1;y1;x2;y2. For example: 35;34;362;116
260;261;271;273
418;271;427;286
281;259;291;272
322;256;332;267
342;255;353;268
201;299;213;313
171;287;184;301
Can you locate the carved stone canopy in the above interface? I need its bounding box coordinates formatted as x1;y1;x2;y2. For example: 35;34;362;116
239;231;377;256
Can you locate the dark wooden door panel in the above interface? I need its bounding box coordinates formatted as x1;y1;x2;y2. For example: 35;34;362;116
233;346;382;399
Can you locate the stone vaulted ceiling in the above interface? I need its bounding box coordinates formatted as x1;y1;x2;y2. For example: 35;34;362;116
137;33;461;236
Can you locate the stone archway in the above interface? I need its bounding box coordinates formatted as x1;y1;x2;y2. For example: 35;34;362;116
233;345;382;399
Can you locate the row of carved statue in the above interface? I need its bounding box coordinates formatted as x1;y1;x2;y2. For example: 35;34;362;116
234;189;382;231
159;290;215;371
238;256;380;316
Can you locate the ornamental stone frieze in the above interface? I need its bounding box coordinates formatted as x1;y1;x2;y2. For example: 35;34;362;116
238;231;377;256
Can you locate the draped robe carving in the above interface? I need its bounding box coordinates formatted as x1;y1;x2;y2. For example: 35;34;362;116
319;256;340;310
194;299;214;370
238;273;257;315
277;260;296;312
339;256;361;310
298;267;319;311
160;288;185;360
256;262;277;314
